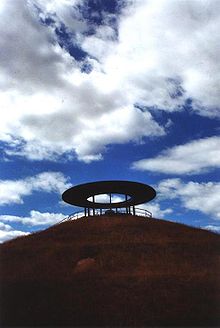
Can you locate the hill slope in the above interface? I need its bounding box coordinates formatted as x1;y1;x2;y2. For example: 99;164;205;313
1;215;220;327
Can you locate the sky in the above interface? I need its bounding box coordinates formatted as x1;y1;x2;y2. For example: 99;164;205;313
0;0;220;242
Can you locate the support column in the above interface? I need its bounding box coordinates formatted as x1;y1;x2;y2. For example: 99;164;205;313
133;206;136;216
92;195;95;216
125;195;129;214
84;207;87;217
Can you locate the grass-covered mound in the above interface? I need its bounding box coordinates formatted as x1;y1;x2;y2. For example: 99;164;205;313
1;215;219;326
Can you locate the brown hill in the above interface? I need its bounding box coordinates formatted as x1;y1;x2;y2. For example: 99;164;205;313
1;215;220;327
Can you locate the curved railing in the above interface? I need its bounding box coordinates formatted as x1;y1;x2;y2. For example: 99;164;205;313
135;207;152;217
55;207;152;225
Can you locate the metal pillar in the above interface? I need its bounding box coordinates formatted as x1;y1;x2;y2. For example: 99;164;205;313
125;195;129;214
133;206;136;216
109;193;112;209
92;195;95;216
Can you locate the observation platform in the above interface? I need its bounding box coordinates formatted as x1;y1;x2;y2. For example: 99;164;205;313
62;180;156;218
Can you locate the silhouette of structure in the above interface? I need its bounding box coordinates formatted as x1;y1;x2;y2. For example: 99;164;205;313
62;180;156;217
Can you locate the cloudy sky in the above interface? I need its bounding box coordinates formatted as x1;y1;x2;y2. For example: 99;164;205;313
0;0;220;242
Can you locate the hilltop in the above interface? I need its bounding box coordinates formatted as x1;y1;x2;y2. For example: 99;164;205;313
1;215;220;327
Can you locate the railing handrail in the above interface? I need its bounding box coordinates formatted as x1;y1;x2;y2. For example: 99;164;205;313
57;207;152;225
135;207;152;217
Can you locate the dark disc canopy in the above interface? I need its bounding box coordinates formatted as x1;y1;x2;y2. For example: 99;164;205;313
62;180;156;209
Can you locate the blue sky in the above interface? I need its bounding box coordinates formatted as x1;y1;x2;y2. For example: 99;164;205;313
0;0;220;242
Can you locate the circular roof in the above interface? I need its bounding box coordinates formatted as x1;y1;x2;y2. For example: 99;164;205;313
62;180;156;209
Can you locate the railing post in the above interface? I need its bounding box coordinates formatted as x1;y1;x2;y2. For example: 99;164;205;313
92;196;95;216
125;195;128;214
133;206;136;216
84;207;87;217
109;193;112;209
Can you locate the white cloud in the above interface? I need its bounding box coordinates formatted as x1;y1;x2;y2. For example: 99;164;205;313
0;208;68;242
83;0;220;115
0;172;71;205
0;210;66;227
88;193;125;203
0;222;30;243
34;0;87;34
157;179;220;220
0;210;66;226
137;202;173;219
5;141;69;161
132;136;220;175
0;222;12;231
0;0;220;162
202;225;220;233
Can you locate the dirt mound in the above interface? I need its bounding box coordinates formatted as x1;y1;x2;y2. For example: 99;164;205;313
1;215;220;326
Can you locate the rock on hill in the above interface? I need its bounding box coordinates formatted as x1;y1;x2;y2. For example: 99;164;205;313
1;215;220;327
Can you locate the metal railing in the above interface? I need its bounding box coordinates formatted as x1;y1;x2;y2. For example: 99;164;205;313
135;207;152;217
55;207;152;225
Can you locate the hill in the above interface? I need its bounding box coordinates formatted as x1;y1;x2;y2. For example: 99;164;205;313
1;215;220;327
